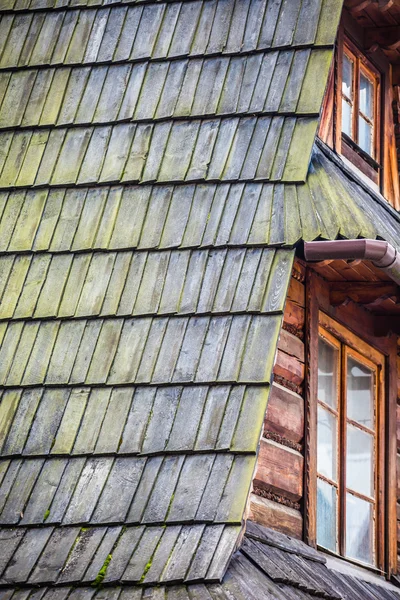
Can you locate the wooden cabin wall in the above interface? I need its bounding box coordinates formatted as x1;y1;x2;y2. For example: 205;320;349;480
249;259;306;539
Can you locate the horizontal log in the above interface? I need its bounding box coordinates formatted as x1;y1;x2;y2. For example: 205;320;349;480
249;494;303;540
397;404;400;450
398;454;400;500
283;299;305;334
254;438;304;503
273;349;305;386
398;357;400;399
287;276;305;309
293;258;306;281
265;382;304;444
278;329;305;363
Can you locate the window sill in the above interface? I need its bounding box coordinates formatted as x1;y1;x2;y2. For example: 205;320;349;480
340;153;381;195
320;550;398;591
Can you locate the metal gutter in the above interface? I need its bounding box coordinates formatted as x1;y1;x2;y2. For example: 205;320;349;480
304;239;400;286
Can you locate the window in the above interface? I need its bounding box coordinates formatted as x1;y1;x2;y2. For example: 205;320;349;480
316;317;385;569
318;8;400;209
341;48;378;159
338;41;381;181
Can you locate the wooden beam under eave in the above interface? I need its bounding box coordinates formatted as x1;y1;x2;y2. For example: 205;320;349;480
348;0;373;12
378;0;394;11
329;281;400;306
365;27;400;51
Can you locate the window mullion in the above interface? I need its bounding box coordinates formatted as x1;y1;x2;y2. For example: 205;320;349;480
353;58;360;145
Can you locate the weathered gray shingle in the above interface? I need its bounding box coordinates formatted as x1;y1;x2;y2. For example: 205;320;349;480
0;117;318;187
0;50;332;129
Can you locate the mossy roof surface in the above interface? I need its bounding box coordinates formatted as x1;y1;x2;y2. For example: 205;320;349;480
0;0;359;594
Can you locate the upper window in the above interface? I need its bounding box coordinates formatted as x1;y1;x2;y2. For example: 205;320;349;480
316;316;385;569
341;47;379;160
338;41;381;183
319;6;400;208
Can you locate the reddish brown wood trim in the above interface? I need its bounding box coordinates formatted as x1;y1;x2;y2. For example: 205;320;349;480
387;336;398;576
304;269;319;548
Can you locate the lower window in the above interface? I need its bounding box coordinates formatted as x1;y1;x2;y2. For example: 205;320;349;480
316;318;384;568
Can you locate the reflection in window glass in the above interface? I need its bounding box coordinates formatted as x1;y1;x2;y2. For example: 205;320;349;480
347;357;373;428
346;425;373;497
360;73;373;119
358;117;372;155
342;54;353;98
317;405;337;482
317;478;337;553
346;493;373;565
342;99;352;138
318;338;338;409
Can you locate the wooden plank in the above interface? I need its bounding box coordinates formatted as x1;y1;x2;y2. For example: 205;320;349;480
283;299;304;334
264;382;304;444
273;349;305;386
248;494;303;540
287;275;305;309
397;453;400;501
397;356;400;399
277;328;304;363
254;438;303;503
397;404;400;449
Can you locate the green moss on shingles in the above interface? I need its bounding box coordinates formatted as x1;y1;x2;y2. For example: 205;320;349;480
92;554;112;587
139;558;153;583
43;509;50;522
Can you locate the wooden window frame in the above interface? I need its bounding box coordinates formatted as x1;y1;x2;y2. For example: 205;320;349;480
317;318;385;568
319;12;400;209
336;35;381;183
305;270;398;577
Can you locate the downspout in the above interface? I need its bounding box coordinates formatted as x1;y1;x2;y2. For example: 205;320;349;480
304;239;400;286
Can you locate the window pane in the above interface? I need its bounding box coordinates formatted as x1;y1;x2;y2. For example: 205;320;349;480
317;478;337;552
342;99;352;137
347;356;374;429
342;54;353;98
358;117;373;156
317;405;337;482
346;493;374;565
346;424;374;498
318;337;338;409
359;72;373;119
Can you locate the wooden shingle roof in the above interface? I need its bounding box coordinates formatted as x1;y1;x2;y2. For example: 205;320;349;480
0;0;369;594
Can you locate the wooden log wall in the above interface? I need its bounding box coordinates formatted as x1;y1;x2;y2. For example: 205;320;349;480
249;259;306;539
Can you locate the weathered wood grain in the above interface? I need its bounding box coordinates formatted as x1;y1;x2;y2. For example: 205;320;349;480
249;494;303;540
264;382;304;444
254;438;304;503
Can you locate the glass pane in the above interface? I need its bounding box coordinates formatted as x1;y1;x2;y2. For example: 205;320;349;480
346;424;374;498
318;337;338;409
317;405;337;482
317;478;337;553
342;54;353;98
346;493;374;565
359;72;373;119
358;116;372;156
342;99;352;137
347;356;374;429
